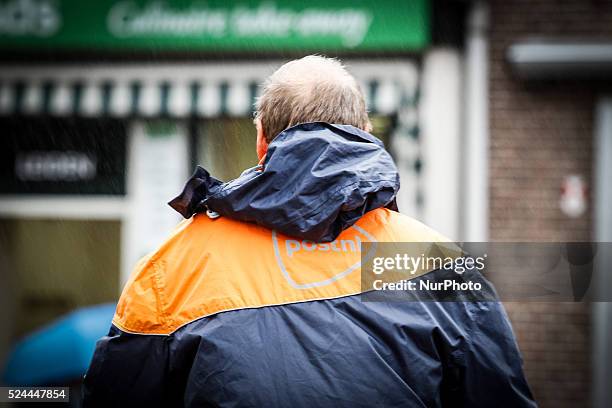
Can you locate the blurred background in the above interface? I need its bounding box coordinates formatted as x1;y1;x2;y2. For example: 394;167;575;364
0;0;611;407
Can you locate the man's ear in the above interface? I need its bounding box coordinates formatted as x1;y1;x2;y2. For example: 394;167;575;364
255;118;269;162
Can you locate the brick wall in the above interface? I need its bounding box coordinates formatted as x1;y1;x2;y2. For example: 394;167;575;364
488;1;612;406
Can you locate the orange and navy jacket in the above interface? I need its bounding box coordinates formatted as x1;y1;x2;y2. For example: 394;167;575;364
83;123;535;407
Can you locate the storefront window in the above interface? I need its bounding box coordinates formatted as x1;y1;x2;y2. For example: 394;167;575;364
196;116;393;181
0;219;120;338
197;118;258;181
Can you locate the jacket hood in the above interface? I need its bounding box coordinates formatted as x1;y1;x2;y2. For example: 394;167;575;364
169;122;400;242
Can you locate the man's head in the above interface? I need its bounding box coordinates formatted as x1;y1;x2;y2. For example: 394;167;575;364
254;55;372;160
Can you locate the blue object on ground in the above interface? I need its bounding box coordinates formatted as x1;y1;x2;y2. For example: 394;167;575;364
2;303;116;386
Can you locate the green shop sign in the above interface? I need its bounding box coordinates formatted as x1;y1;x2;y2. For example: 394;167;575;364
0;0;429;52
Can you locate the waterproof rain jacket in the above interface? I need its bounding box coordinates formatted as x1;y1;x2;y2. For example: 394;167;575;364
83;123;536;407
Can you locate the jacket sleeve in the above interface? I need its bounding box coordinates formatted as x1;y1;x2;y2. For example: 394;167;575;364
82;325;181;407
442;301;537;408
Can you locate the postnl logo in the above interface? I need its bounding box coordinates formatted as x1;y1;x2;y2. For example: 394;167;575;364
272;225;377;289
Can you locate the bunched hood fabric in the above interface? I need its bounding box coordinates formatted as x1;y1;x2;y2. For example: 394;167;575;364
169;122;399;242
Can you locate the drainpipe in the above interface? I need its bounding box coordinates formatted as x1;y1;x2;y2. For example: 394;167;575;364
592;96;612;408
462;0;490;242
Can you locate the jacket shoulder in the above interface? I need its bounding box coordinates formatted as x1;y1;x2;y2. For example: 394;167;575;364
370;208;452;243
112;214;275;334
112;209;452;335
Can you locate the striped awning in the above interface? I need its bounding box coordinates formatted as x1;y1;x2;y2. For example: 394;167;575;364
0;61;418;118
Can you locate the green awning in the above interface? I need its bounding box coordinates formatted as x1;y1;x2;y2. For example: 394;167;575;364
0;0;429;53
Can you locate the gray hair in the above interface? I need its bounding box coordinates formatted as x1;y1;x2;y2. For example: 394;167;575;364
255;55;372;143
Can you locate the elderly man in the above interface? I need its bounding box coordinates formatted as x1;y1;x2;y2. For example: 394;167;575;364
83;56;535;407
